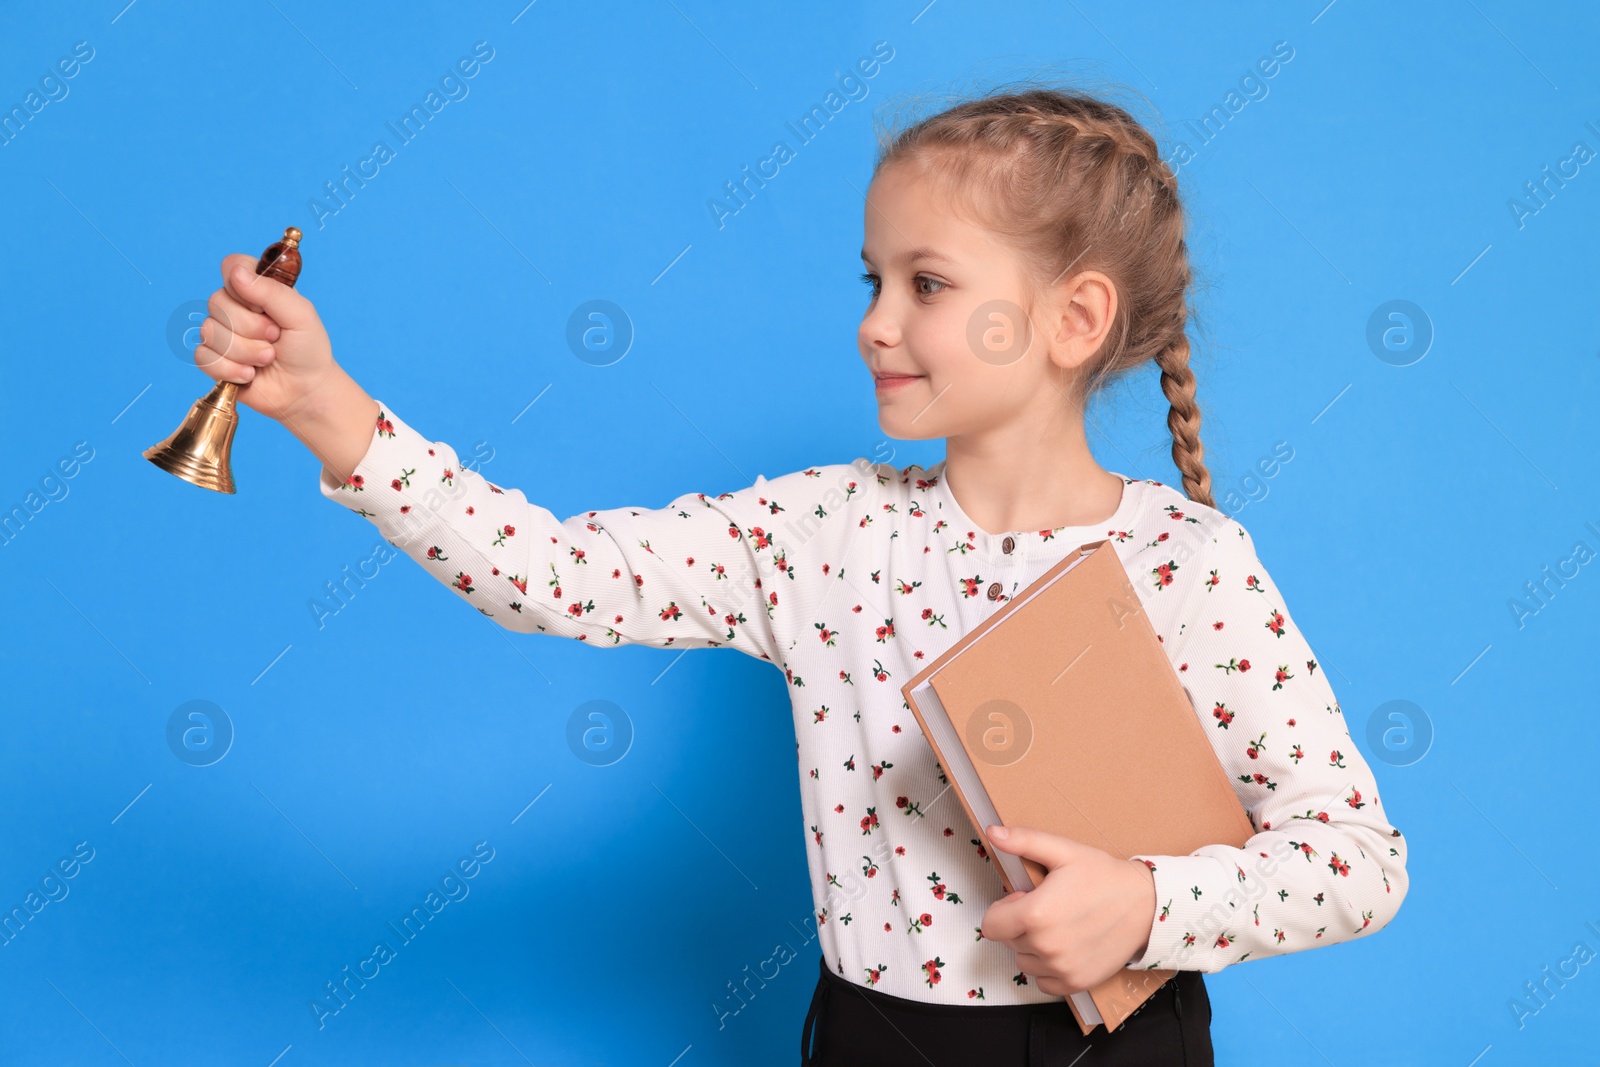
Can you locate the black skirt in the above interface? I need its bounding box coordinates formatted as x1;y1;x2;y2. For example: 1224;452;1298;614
799;954;1213;1067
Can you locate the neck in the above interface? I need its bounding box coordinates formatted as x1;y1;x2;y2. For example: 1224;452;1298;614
941;421;1123;536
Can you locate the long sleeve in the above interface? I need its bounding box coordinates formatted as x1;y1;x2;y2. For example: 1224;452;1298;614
1126;517;1409;974
317;400;806;662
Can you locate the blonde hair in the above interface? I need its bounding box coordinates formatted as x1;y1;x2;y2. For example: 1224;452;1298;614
870;78;1215;508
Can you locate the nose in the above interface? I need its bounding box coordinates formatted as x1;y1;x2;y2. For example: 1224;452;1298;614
858;300;900;358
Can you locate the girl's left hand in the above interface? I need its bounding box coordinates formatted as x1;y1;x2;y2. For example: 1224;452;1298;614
978;824;1158;997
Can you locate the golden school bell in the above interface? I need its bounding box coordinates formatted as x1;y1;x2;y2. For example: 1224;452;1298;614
142;226;304;493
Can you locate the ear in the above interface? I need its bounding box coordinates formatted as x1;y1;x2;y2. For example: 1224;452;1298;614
1043;269;1117;373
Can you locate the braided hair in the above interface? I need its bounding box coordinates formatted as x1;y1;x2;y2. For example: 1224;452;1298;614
871;86;1213;508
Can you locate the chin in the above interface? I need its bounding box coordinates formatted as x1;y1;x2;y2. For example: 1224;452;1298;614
878;415;942;442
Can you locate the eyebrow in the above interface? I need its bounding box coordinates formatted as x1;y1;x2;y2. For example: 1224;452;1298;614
859;246;954;267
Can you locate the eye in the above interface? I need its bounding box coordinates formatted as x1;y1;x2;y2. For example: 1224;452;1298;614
915;274;946;296
858;271;880;299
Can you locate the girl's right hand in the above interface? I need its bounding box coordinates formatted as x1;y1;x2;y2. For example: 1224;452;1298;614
193;253;338;425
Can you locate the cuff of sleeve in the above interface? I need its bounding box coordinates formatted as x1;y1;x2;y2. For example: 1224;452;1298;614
1124;853;1236;972
317;399;438;542
318;397;385;499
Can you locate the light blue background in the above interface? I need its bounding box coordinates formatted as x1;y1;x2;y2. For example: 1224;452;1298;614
1;1;1596;1064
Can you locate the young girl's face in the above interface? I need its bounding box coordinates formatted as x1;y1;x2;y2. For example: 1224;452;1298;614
857;160;1074;442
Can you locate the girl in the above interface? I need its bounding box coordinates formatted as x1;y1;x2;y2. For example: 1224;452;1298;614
192;86;1408;1066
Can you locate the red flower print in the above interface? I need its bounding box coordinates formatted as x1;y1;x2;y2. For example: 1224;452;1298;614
926;871;963;904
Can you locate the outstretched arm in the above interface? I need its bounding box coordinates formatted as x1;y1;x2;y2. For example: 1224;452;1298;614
184;258;799;660
316;399;809;662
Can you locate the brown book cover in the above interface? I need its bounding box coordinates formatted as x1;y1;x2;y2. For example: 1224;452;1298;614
900;539;1257;1035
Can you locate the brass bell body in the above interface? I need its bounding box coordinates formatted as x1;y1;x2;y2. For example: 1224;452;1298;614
144;226;303;493
142;380;243;493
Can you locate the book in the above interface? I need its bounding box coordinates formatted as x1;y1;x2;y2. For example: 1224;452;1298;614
900;538;1257;1035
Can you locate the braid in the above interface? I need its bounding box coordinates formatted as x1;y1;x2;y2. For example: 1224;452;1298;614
874;86;1215;504
1155;334;1213;508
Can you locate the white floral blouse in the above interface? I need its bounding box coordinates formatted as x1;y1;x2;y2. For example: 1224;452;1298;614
320;401;1409;1006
